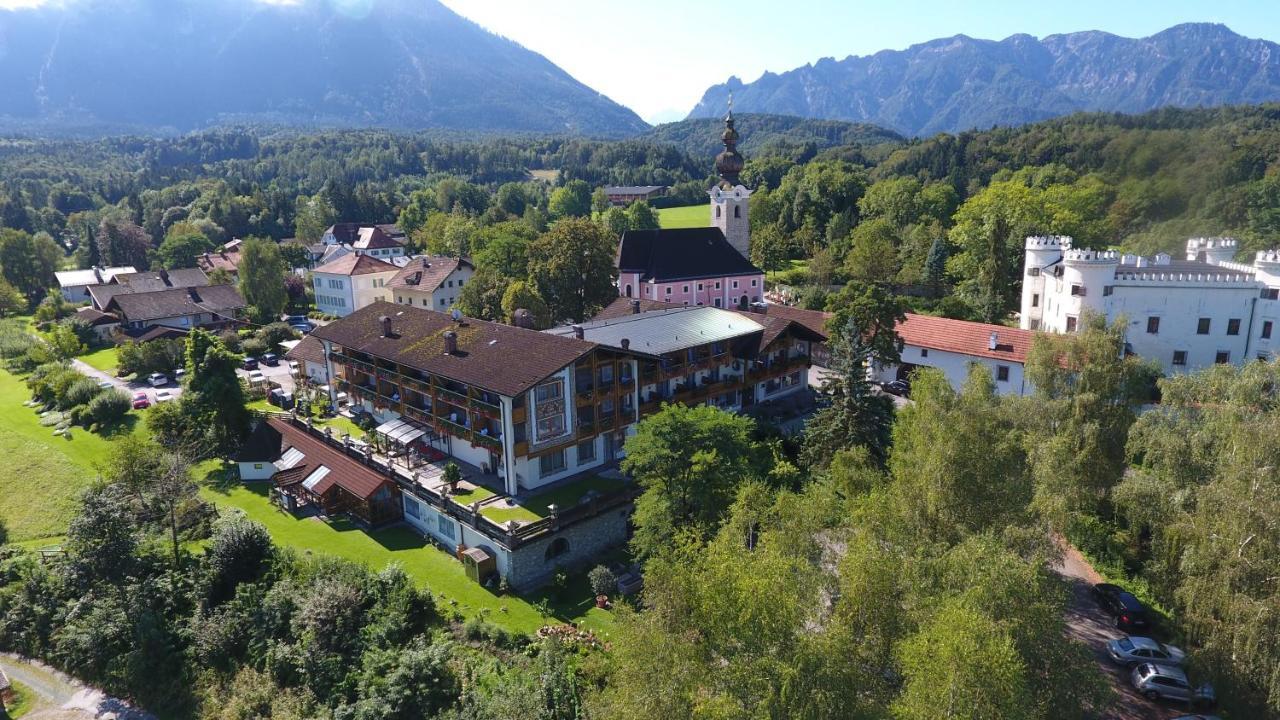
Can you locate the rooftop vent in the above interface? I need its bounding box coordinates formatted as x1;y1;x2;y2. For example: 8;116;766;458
443;330;458;355
513;308;534;329
572;325;585;340
621;338;630;350
379;315;393;338
988;331;998;351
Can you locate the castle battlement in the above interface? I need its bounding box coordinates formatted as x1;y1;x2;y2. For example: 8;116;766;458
1064;248;1120;264
1025;235;1071;250
1186;237;1238;252
1255;250;1280;267
1114;270;1257;286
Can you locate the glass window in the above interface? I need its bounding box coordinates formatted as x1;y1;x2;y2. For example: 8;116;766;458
534;380;567;439
1065;316;1078;332
1216;351;1231;364
920;348;929;358
1263;288;1279;300
1227;318;1241;336
578;440;596;463
1147;317;1160;334
1172;351;1187;366
997;365;1010;382
437;513;455;540
405;496;420;518
1263;321;1273;340
539;450;566;477
1031;293;1039;308
1197;318;1211;334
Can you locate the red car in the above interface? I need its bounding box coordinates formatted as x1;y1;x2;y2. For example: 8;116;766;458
131;391;151;410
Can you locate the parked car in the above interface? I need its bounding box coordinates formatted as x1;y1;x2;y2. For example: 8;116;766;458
883;379;910;397
242;356;259;371
268;387;295;410
131;392;151;410
1093;583;1152;631
154;390;176;403
174;368;186;382
1131;663;1214;705
1107;636;1186;667
287;360;301;374
247;370;266;385
290;323;314;334
147;372;169;387
97;380;114;390
261;353;280;366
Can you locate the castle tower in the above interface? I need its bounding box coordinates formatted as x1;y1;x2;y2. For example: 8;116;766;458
1186;237;1238;265
710;101;751;259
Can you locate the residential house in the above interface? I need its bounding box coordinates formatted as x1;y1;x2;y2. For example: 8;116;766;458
284;335;329;385
312;254;399;318
603;185;666;206
870;314;1037;396
389;256;475;312
197;247;243;278
236;417;402;527
104;284;245;333
321;223;407;261
55;265;136;303
1022;235;1280;373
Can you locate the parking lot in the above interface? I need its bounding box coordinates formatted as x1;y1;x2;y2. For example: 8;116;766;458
1055;542;1205;720
71;359;185;405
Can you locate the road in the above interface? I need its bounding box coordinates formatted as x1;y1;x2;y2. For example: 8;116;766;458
1054;542;1201;720
70;359;183;406
0;654;153;719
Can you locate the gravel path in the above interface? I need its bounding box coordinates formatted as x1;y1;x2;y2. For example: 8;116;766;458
1053;541;1201;720
0;654;153;720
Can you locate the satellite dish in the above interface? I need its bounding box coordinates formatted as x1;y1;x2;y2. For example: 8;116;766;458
451;308;462;322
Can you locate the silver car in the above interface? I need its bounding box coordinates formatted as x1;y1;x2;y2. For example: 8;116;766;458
1131;663;1214;705
1106;636;1186;667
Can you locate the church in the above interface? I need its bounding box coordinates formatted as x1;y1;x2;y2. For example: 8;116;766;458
615;109;767;309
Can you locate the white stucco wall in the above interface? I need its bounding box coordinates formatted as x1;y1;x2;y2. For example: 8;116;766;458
872;344;1030;396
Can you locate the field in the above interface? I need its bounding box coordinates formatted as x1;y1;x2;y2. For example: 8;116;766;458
657;203;710;228
0;369;143;541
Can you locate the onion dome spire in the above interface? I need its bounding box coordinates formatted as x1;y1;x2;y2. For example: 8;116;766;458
715;93;745;187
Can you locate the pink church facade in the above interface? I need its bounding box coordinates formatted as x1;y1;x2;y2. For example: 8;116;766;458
618;271;765;309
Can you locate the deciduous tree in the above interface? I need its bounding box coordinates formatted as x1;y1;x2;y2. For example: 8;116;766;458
528;218;616;322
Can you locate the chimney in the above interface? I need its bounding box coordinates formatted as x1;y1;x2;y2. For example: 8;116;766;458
513;308;533;329
380;315;393;338
159;269;170;286
421;257;430;268
630;299;641;314
572;325;584;340
621;338;630;350
988;331;998;351
443;330;458;355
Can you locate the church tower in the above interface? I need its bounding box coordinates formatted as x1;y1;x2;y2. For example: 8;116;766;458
710;104;752;260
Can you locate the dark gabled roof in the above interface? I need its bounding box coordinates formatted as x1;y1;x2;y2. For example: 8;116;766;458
590;297;670;321
312;303;596;398
285;335;326;365
353;226;406;250
604;185;665;195
122;325;190;343
105;284;245;323
617;227;762;282
247;417;393;500
326;223;406;246
112;268;210;292
75;306;118;327
86;283;131;310
750;304;833;340
389;256;472;293
313;253;398;276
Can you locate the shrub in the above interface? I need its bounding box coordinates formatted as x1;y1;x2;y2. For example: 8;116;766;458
63;377;104;410
87;390;131;427
240;337;268;358
550;568;569;600
218;329;242;353
588;565;617;597
257;322;299;347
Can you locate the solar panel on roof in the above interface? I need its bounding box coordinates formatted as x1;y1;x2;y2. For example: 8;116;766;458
276;447;305;470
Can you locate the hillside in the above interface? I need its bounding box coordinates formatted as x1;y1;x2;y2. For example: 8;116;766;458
644;114;904;158
689;23;1280;137
0;0;648;137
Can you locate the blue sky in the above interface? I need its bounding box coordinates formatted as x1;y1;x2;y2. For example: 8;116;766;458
2;0;1276;123
442;0;1280;123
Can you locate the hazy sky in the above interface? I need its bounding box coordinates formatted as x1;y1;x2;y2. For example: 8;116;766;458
2;0;1277;123
442;0;1280;123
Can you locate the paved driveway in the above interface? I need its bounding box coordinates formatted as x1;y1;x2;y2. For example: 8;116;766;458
71;359;183;405
1054;542;1204;720
1;653;153;719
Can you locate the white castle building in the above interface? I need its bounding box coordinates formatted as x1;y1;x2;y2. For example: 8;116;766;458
1020;236;1280;373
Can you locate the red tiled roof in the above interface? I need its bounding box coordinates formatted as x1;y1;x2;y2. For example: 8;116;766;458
314;253;398;276
757;304;833;339
197;250;242;274
896;313;1035;364
264;417;392;500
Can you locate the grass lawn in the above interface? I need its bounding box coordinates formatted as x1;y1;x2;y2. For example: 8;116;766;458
246;400;366;439
657;203;710;229
481;474;628;525
766;258;810;283
199;470;616;636
449;484;495;506
78;345;121;375
0;370;144;541
7;678;35;718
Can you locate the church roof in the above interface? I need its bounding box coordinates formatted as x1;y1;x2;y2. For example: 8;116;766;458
617;227;762;283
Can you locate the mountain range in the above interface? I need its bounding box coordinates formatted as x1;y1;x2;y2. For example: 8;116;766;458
643;114;903;158
0;0;648;136
688;23;1280;137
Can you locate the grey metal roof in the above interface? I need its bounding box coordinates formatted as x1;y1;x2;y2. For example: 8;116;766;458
604;185;665;195
546;306;764;355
